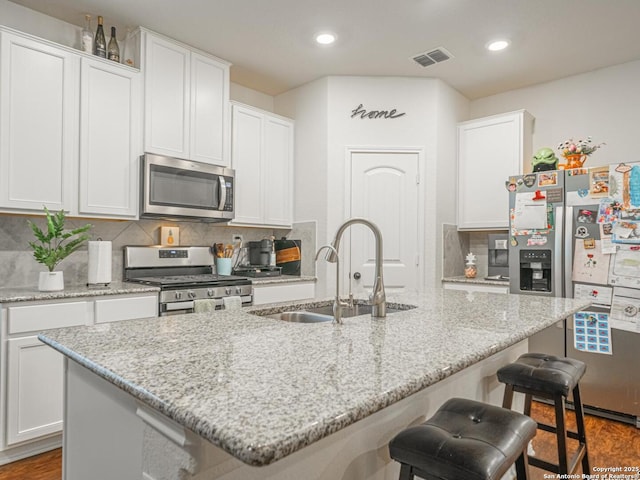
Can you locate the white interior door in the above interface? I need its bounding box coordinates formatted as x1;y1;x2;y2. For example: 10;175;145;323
349;150;420;294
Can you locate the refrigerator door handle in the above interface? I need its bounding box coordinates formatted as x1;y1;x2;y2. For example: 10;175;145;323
555;205;565;297
563;202;573;299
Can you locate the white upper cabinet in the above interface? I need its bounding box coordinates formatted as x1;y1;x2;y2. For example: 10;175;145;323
0;30;79;212
0;27;142;219
457;110;534;230
231;103;294;228
79;57;141;218
263;115;294;226
141;29;230;166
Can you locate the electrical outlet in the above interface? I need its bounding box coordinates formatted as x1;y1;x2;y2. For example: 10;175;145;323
232;234;243;245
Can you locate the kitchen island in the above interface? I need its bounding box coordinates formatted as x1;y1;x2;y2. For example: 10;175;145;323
39;288;590;480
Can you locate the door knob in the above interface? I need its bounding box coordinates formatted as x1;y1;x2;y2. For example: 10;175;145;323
353;272;361;280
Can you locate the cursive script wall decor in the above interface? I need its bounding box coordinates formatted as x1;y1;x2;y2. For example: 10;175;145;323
351;103;406;119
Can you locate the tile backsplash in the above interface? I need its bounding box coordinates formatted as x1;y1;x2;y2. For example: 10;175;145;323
442;224;505;279
0;214;316;289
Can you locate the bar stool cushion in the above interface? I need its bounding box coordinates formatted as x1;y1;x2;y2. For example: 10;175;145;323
389;398;537;480
496;353;586;397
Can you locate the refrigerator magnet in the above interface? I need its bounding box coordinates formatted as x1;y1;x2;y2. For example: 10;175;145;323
538;172;557;187
522;174;536;188
575;226;589;238
532;190;546;201
583;238;596;249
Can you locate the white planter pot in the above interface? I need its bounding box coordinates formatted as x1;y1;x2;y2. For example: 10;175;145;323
38;271;64;291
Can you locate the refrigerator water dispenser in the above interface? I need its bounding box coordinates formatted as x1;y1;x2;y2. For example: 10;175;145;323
519;249;552;292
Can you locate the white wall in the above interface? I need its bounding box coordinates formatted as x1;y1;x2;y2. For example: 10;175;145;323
0;0;79;47
275;78;330;295
434;80;470;281
230;83;275;112
277;76;468;295
469;59;640;169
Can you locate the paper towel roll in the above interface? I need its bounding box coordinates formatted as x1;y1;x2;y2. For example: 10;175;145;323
88;240;112;285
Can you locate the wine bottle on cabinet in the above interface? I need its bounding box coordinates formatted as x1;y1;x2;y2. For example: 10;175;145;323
107;26;120;62
81;14;93;53
93;15;106;58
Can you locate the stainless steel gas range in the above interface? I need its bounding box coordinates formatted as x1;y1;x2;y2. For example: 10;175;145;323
124;246;252;316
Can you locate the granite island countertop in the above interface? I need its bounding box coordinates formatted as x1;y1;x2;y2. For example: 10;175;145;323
39;288;590;467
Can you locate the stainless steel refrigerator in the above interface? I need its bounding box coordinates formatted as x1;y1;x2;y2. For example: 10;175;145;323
508;167;640;427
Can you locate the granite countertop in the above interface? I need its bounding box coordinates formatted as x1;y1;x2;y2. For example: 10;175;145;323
442;275;511;286
0;282;160;303
250;275;316;285
39;289;590;467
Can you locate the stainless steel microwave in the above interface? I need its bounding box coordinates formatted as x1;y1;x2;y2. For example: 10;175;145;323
140;154;235;222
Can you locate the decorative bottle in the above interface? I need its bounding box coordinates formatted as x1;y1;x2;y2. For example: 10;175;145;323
107;26;120;62
93;15;106;58
81;14;93;54
464;252;477;278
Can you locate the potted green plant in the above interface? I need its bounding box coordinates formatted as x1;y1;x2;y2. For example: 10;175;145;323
28;207;92;291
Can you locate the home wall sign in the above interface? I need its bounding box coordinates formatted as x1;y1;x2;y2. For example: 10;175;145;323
351;103;406;119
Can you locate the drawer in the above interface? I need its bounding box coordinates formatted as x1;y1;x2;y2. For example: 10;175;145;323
8;301;90;334
95;295;158;323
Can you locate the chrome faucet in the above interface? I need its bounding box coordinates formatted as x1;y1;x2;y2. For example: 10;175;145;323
315;245;350;323
327;217;386;318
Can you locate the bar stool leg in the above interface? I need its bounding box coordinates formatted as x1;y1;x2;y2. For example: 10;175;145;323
502;384;515;409
572;384;591;474
515;449;531;480
523;392;533;416
554;393;569;474
398;463;413;480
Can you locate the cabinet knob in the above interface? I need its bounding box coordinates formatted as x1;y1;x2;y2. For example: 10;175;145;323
353;272;361;280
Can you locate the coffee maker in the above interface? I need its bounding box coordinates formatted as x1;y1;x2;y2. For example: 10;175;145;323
233;239;282;277
486;233;509;280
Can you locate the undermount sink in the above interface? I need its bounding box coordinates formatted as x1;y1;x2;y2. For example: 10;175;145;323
256;302;416;323
265;311;334;323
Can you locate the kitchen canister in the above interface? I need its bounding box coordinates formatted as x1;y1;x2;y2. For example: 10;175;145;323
87;240;112;285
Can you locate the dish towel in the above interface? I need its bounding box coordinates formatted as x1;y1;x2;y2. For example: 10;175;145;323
222;296;242;310
193;299;217;313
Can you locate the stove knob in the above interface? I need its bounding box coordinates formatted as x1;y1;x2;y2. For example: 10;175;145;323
235;286;242;294
175;292;183;300
207;289;214;297
188;291;196;299
225;288;232;295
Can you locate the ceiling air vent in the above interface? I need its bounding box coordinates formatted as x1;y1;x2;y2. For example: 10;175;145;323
412;47;453;67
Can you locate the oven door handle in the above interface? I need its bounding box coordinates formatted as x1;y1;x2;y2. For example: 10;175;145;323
165;301;195;311
218;176;227;211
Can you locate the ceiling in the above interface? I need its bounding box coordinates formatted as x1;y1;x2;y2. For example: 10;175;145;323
9;0;640;99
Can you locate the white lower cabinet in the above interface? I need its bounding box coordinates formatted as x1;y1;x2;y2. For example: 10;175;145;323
0;292;157;462
6;336;65;445
252;282;316;305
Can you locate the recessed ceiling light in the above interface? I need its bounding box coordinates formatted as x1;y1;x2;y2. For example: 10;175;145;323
486;39;510;51
315;32;336;45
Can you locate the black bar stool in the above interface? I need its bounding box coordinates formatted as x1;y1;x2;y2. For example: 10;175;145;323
497;353;590;475
389;397;537;480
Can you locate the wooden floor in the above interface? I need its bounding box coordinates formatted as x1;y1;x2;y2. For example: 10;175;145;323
0;448;61;480
0;402;637;479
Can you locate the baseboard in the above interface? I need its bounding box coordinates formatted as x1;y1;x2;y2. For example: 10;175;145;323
0;434;62;466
